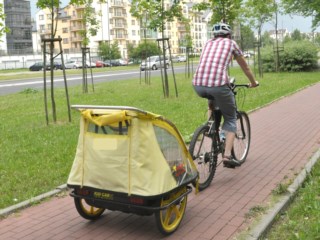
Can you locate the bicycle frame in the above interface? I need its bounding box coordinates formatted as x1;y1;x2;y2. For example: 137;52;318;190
189;78;253;190
207;81;250;162
207;109;225;161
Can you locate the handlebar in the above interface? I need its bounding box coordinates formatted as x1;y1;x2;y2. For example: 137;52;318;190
229;77;259;90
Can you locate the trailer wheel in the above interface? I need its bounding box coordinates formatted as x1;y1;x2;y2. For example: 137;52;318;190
155;187;187;235
74;197;105;220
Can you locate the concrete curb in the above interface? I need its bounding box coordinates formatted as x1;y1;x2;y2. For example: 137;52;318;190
246;148;320;240
0;184;67;217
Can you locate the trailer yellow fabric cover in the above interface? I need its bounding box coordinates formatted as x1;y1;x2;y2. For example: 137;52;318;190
67;107;198;197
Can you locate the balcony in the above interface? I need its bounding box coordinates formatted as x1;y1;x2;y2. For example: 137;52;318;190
109;12;127;18
178;26;187;32
70;15;84;21
111;34;127;40
75;5;85;9
110;23;127;29
70;25;86;31
70;36;83;42
39;29;52;35
109;0;127;8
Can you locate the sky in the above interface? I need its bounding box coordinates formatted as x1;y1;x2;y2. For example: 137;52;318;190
29;0;320;33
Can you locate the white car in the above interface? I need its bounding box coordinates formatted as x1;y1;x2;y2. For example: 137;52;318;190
140;56;170;71
64;60;82;69
64;60;95;69
177;56;186;62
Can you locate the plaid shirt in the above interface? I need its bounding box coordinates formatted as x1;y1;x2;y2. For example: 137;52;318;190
192;38;243;87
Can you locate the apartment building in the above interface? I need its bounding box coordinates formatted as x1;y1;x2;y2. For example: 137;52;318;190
2;0;33;55
268;29;290;42
32;0;212;58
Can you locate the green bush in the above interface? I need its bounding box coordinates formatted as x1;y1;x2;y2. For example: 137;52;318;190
261;41;319;72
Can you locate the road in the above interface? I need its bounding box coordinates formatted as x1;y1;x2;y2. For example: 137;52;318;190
0;66;194;96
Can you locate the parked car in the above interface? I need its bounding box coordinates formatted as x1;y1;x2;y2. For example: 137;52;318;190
172;55;187;63
177;56;187;62
64;60;95;69
96;60;106;68
104;59;122;66
64;60;82;69
243;51;254;58
118;59;128;66
102;61;112;67
86;61;96;68
140;56;170;71
29;62;61;71
29;62;48;71
53;60;63;70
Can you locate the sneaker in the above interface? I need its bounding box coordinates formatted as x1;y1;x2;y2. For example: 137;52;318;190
223;156;241;168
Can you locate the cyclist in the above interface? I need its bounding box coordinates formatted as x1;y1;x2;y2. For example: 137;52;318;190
192;22;259;168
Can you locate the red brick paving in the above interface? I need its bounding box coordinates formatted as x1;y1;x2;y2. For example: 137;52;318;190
1;83;320;240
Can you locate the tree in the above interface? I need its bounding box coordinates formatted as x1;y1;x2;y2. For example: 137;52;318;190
69;0;103;93
290;29;308;41
291;29;302;41
37;0;71;124
130;0;183;98
0;3;10;39
130;0;184;32
315;33;320;46
37;0;60;38
193;0;242;24
261;31;274;46
70;0;101;47
282;0;320;30
98;41;121;61
242;0;276;77
239;24;255;51
127;41;160;60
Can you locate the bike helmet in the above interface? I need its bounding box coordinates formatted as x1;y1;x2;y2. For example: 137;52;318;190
212;23;232;37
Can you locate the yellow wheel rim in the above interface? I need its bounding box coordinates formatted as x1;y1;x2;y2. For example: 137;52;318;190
157;187;187;233
79;199;104;217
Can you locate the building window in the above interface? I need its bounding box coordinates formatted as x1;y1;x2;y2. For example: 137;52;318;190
39;15;44;20
131;20;135;25
132;30;135;36
63;28;68;33
63;38;69;44
47;14;52;19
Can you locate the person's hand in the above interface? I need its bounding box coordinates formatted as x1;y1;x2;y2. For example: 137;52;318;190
249;81;259;88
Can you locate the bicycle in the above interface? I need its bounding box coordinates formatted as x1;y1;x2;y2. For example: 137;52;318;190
189;78;253;191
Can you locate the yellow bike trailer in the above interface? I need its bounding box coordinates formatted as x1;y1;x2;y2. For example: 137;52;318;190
67;105;198;235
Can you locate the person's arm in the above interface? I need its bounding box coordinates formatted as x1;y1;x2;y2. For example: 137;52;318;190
234;55;259;88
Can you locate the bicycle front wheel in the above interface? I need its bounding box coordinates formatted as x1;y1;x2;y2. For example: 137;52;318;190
232;111;251;163
189;125;217;191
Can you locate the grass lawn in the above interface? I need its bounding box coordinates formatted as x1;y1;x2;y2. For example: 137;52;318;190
0;68;319;226
266;158;320;239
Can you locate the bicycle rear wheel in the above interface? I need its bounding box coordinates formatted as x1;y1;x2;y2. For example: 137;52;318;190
231;111;251;163
189;125;217;191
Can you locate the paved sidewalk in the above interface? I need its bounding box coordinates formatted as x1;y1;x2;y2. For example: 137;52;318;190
1;83;320;240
